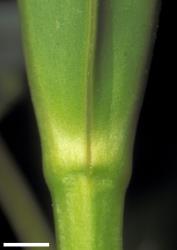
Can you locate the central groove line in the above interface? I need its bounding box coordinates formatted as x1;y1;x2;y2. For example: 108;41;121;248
85;0;99;170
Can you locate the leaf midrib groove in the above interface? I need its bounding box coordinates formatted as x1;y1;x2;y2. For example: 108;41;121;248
85;0;99;170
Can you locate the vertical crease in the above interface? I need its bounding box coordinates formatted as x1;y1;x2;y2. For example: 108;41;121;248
85;0;99;170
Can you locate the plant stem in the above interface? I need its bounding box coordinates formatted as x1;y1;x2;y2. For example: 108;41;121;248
52;172;125;250
18;1;160;249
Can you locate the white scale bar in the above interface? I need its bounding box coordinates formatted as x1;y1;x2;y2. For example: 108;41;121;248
3;243;49;247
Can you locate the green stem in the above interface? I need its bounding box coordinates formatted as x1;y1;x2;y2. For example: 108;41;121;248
52;172;125;250
18;1;160;249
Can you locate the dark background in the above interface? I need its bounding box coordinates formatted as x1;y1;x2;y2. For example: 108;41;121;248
0;1;176;249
